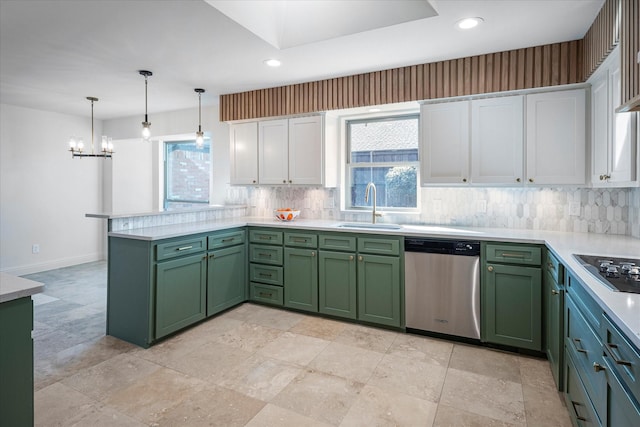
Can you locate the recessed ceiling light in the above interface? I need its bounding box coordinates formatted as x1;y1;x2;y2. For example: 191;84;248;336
456;17;484;30
264;59;281;67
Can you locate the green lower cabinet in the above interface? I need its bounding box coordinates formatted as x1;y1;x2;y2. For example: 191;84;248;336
284;247;318;312
484;262;542;350
207;244;246;316
357;254;401;327
155;253;207;339
0;297;34;427
318;251;357;319
565;349;600;427
602;352;640;427
544;271;564;389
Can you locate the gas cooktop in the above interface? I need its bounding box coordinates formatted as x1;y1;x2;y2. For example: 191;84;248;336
574;254;640;294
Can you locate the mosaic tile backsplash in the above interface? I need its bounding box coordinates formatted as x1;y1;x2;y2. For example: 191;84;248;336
226;186;640;238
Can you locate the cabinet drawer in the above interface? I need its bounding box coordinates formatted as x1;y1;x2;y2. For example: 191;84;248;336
566;273;602;332
565;295;606;421
249;229;283;245
249;264;283;286
249;244;283;265
284;232;317;248
319;234;356;252
565;349;601;427
208;229;245;250
358;237;400;256
485;243;541;265
250;283;283;306
545;250;564;284
602;314;640;402
156;236;206;261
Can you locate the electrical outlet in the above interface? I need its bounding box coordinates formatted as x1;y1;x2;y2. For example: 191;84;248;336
32;244;40;254
569;202;581;216
477;200;487;213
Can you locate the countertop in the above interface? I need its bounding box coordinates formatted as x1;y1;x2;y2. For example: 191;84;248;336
108;217;640;348
0;272;44;304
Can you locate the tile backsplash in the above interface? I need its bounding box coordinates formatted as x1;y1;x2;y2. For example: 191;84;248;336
226;186;640;238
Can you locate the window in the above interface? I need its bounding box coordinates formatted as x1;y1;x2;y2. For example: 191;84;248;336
164;140;210;209
346;114;419;210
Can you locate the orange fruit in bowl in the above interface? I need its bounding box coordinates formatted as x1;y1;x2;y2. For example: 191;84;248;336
287;213;293;220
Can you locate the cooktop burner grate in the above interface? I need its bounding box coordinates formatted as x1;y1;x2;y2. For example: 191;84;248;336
574;254;640;294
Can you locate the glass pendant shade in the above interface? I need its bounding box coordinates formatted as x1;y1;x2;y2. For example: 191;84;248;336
194;88;205;148
139;70;153;141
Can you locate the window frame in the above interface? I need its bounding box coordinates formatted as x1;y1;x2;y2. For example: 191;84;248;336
163;139;211;210
344;113;421;213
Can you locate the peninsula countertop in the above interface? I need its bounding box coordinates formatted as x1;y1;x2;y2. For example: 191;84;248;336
0;272;44;303
106;217;640;348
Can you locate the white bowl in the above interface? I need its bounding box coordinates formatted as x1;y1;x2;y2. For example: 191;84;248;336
274;209;300;221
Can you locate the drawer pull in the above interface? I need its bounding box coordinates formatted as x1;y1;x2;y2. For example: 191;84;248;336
259;236;272;240
358;256;363;262
349;255;354;261
292;238;308;243
258;292;273;297
606;343;633;366
487;266;494;272
573;338;587;354
209;254;215;259
259;273;273;277
311;251;316;257
258;253;272;258
221;238;235;243
500;252;525;258
570;401;587;422
551;289;559;295
547;262;556;271
177;246;193;251
593;362;605;373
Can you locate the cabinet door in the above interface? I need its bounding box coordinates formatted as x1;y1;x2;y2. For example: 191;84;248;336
591;69;611;185
156;254;206;339
526;89;586;185
471;96;524;184
318;251;357;319
609;65;637;183
259;119;289;184
544;271;564;390
284;248;318;312
288;116;323;185
484;263;542;350
602;352;640;427
420;101;470;185
230;122;258;185
357;254;401;327
207;244;246;316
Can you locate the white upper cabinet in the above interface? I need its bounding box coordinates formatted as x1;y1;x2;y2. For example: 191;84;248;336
258;119;289;184
471;96;524;185
590;47;637;186
229;122;258;185
288;116;323;185
420;101;470;185
526;88;586;185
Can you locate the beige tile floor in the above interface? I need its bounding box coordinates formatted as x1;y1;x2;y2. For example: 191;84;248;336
27;261;573;427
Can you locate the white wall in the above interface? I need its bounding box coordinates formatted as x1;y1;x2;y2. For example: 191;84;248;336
103;105;230;207
0;104;104;274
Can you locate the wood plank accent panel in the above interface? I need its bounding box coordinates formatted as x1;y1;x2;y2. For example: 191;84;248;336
583;0;621;80
220;40;583;121
618;0;640;111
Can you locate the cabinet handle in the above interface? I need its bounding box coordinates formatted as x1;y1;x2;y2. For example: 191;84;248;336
551;289;559;295
252;180;257;184
203;255;207;260
259;272;272;277
573;338;587;354
593;362;605;373
258;253;272;258
258;292;273;297
311;251;316;257
289;180;292;184
209;254;215;259
547;262;556;271
221;238;235;243
283;180;287;184
600;174;611;181
292;238;307;243
570;401;587;422
349;255;354;261
259;236;271;240
606;343;633;366
487;266;494;272
516;178;521;183
500;252;525;258
177;246;193;251
462;178;467;183
528;178;534;183
358;256;363;262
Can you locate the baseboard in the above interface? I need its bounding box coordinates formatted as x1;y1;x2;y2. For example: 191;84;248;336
0;252;105;276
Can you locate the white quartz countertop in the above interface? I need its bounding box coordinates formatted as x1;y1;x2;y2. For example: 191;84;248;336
0;272;44;303
108;217;640;348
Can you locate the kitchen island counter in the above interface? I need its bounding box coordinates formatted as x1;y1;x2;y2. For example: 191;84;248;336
0;272;44;303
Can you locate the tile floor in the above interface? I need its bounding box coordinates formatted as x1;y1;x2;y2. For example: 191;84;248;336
26;261;573;426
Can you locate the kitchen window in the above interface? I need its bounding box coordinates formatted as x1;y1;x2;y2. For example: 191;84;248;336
346;114;419;210
164;140;210;210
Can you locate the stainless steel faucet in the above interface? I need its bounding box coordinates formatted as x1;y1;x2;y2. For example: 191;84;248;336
364;182;383;224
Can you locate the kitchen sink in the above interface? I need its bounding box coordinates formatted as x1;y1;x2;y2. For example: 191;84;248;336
336;222;402;230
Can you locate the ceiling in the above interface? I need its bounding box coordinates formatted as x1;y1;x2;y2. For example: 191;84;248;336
0;0;604;120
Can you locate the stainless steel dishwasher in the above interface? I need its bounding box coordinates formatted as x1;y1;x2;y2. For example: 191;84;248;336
404;238;481;340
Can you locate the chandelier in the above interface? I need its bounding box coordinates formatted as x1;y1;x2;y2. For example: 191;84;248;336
68;97;113;158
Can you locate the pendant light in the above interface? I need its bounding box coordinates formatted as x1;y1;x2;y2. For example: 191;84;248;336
68;97;114;158
194;88;205;147
139;70;153;141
